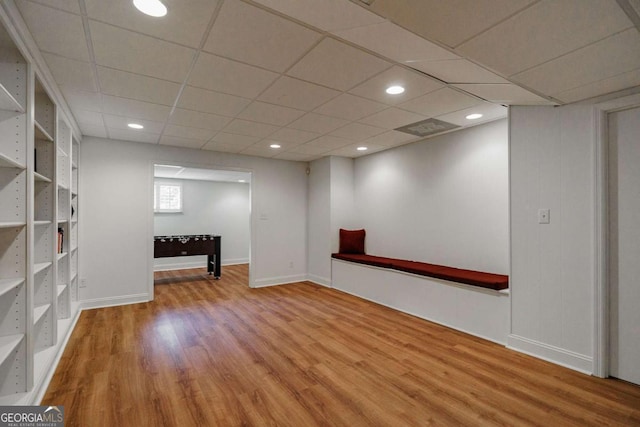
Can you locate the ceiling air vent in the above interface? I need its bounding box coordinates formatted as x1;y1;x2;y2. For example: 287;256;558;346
394;118;460;137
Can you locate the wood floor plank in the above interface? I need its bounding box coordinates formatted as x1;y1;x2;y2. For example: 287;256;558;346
43;265;640;426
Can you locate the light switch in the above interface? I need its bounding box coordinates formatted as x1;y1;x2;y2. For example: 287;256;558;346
538;209;550;224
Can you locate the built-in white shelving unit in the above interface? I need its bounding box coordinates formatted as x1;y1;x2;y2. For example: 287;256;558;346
0;17;81;403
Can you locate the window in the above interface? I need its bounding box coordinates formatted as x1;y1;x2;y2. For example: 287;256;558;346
154;182;182;213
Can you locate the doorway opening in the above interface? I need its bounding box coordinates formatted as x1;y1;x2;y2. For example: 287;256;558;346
151;164;252;289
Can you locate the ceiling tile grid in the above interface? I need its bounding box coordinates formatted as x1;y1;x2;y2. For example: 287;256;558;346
15;0;640;162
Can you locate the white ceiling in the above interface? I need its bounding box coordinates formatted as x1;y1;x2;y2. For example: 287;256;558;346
13;0;640;161
154;164;251;183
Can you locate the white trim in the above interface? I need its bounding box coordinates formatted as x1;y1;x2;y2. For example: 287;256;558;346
79;293;150;310
307;274;332;287
508;334;593;375
251;274;308;288
592;93;640;378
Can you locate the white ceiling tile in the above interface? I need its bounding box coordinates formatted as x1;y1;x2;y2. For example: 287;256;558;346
457;0;633;76
201;141;243;153
101;95;172;122
78;122;107;138
27;0;81;14
398;88;483;116
103;114;165;133
189;53;279;99
211;132;260;147
42;53;97;92
332;21;458;63
290;143;332;156
409;59;509;84
369;0;537;48
204;0;322;72
222;119;280;138
258;77;341;111
178;86;251;117
287;113;350;134
239;146;278;158
314;93;387;121
268;128;321;145
254;0;386;32
304;135;353;150
61;88;101;112
361;130;420;147
158;135;207;149
97;67;181;106
84;0;218;47
287;38;392;91
274;152;318;161
163;125;217;141
169;108;232;131
512;29;640;96
90;21;195;83
237;102;306;126
17;1;89;61
452;84;554;105
251;138;303;150
358;107;427;129
349;66;444;105
107;128;159;144
73;109;105;127
554;68;640;103
330;122;385;141
435;102;508;127
326;143;387;158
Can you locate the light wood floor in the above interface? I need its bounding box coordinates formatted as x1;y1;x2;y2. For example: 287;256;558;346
44;264;640;426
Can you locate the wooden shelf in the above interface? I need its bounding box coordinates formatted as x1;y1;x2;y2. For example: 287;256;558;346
58;183;69;191
34;120;53;142
0;278;24;298
56;284;66;297
34;220;51;226
57;218;68;224
0;221;26;229
33;171;52;183
0;334;24;366
33;304;50;325
57;252;67;261
0;83;24;114
33;262;52;275
0;152;26;169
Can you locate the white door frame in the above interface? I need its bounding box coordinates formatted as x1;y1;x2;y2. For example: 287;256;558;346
592;93;640;377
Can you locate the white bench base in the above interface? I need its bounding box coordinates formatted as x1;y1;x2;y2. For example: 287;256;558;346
331;259;510;344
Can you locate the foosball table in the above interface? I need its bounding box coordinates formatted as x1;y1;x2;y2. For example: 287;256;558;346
154;234;221;278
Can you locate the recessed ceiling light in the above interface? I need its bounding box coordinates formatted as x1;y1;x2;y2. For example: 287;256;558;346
238;179;246;183
128;123;144;129
465;113;483;120
357;146;368;151
133;0;167;17
269;144;281;149
386;85;405;95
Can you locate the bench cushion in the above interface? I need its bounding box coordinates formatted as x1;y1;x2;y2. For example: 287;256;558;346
332;253;395;269
332;253;509;291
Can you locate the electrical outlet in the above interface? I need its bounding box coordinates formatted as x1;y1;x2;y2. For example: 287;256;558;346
289;261;294;269
79;278;87;288
538;209;550;224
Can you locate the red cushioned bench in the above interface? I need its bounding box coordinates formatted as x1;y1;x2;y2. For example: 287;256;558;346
331;253;509;291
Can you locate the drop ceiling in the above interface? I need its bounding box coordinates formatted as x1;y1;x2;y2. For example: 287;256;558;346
10;0;640;161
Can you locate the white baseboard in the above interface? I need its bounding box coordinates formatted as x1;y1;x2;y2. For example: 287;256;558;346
307;274;332;287
251;274;307;288
507;334;593;375
80;293;150;310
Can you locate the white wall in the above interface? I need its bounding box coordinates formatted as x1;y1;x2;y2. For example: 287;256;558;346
79;137;308;305
354;119;509;274
307;157;331;286
330;156;358;253
154;178;250;269
509;105;595;373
